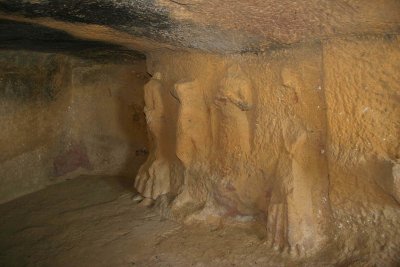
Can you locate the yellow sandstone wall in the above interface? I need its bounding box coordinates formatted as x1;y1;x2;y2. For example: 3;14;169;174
0;51;149;203
136;35;400;258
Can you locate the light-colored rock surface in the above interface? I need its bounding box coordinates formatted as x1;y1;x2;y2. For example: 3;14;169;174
135;35;400;262
0;1;399;265
0;51;149;203
0;175;396;266
0;175;301;266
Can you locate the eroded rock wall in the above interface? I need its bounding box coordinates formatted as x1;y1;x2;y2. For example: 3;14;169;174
65;59;149;178
324;37;400;263
136;35;400;261
0;51;149;203
0;51;70;203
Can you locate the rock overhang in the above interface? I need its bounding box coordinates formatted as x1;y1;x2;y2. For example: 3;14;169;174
0;18;146;62
0;0;398;54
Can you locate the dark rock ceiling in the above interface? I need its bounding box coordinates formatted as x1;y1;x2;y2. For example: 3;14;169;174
0;19;145;61
0;0;399;54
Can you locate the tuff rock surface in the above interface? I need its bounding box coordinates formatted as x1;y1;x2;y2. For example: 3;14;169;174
0;0;399;265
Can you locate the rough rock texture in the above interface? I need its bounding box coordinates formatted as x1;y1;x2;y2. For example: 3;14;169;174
0;19;145;60
0;0;399;265
0;175;338;267
0;0;399;52
324;36;400;264
0;51;149;203
0;51;71;203
135;35;400;263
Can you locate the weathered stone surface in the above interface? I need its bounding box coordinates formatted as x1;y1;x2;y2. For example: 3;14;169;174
0;51;149;203
136;44;331;255
324;36;400;264
0;0;399;52
0;19;145;60
0;52;70;164
0;0;398;265
135;36;400;262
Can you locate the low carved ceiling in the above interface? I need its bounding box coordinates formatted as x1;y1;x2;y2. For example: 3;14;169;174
0;0;399;54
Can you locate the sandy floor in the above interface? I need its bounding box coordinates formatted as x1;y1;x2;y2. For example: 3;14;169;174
4;175;397;267
0;176;297;267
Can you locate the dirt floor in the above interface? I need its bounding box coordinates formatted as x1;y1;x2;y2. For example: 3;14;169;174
0;176;293;267
0;175;388;267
